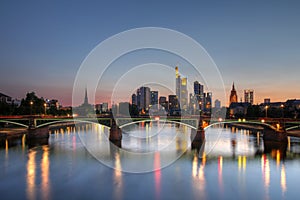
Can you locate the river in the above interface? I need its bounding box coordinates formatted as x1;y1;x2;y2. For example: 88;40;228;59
1;121;300;199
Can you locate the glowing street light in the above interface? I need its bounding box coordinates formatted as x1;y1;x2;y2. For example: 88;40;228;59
30;101;33;115
265;105;269;118
44;103;47;115
280;104;284;118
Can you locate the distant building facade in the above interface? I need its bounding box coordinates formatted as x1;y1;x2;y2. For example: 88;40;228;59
150;91;158;106
0;92;12;104
244;89;254;104
168;95;180;115
229;82;238;105
214;99;221;109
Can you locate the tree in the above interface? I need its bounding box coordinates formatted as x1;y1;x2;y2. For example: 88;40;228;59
246;105;261;119
17;92;45;115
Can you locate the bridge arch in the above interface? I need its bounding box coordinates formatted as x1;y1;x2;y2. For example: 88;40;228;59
119;119;197;129
286;125;300;131
205;120;277;131
36;119;111;129
0;120;29;128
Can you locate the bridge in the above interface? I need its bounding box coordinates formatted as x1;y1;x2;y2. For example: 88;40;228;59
1;116;299;145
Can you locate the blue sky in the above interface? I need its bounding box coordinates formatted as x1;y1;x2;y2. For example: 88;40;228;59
0;1;299;106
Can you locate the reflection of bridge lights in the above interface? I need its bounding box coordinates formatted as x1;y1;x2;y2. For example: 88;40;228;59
22;134;26;150
261;155;270;188
5;139;8;152
41;146;50;200
218;156;223;192
281;164;287;194
27;150;36;200
218;156;223;175
276;150;281;166
192;154;198;177
238;156;247;171
154;153;161;199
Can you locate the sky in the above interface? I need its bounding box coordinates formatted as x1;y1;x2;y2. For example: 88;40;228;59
0;0;299;106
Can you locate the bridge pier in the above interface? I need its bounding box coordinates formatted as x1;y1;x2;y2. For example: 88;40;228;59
191;119;205;152
109;118;122;148
27;116;49;140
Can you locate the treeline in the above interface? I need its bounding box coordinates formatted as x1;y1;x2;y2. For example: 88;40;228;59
0;92;72;116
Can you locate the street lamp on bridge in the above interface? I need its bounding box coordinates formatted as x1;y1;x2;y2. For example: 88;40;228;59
30;101;33;115
265;105;269;118
44;103;47;115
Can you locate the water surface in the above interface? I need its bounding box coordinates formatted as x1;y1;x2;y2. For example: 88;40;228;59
1;122;300;199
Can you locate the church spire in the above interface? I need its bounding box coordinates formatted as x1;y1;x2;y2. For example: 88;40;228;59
229;82;238;104
84;87;89;105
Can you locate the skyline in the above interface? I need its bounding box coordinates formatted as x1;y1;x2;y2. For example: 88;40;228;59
1;1;300;106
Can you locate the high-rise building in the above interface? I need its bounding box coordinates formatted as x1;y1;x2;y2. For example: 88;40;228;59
150;91;158;106
136;88;141;109
244;89;254;104
175;66;181;101
214;99;221;109
229;82;238;105
140;86;151;112
168;95;179;112
119;102;130;116
132;94;137;105
194;81;204;96
204;92;212;112
102;103;108;113
189;93;197;114
193;81;204;110
159;96;168;110
180;77;188;111
175;66;188;111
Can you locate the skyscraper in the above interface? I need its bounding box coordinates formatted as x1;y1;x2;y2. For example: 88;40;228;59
150;91;158;106
159;96;168;111
175;66;188;112
180;77;188;111
244;89;254;104
175;66;181;101
194;81;204;110
204;92;212;112
136;88;141;109
168;95;179;115
131;94;137;105
214;99;221;109
140;86;151;112
229;82;238;105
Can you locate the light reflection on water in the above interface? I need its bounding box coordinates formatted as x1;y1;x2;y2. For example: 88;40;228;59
1;122;300;199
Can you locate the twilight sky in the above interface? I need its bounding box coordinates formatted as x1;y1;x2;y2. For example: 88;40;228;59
0;0;299;106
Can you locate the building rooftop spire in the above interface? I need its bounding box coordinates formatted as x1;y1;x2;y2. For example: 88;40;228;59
84;87;89;105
